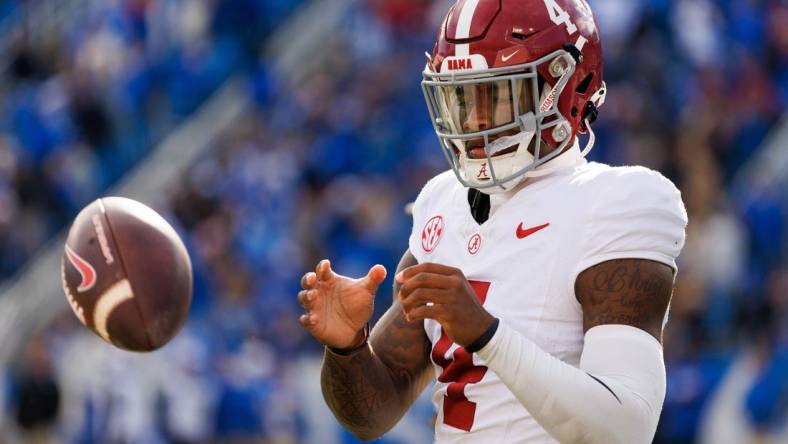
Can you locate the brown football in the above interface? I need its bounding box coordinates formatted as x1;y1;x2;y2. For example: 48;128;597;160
61;197;192;352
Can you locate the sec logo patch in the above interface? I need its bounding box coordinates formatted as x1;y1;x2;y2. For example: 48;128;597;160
421;215;444;253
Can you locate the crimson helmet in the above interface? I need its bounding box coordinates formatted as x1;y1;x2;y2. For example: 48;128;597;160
422;0;607;192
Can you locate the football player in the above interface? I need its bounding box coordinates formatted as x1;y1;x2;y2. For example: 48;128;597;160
297;1;687;442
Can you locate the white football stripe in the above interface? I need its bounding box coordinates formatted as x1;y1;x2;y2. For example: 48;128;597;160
576;35;587;51
94;279;134;343
455;0;480;57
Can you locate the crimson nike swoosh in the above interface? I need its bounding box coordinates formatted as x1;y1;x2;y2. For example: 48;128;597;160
65;244;97;292
516;222;550;239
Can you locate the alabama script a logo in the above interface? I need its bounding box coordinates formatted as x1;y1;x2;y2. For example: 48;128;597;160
477;162;489;179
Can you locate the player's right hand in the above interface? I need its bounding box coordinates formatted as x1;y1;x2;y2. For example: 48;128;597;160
298;260;387;349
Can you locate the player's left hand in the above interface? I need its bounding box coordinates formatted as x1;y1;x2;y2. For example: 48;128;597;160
396;263;496;347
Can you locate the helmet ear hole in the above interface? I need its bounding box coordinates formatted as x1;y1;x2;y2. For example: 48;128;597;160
575;73;594;94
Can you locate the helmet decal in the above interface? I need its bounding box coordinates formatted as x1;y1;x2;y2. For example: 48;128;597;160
440;54;489;73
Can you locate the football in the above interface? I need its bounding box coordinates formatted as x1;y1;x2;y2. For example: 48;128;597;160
61;197;192;352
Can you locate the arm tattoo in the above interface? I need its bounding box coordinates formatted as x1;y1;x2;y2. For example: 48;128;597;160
321;250;433;439
575;259;674;342
321;348;393;429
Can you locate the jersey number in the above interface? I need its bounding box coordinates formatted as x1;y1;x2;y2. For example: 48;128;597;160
430;280;491;432
543;0;577;35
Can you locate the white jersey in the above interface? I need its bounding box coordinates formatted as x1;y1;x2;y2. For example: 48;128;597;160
408;146;688;443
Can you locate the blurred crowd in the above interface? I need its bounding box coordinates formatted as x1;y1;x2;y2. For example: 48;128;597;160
0;0;298;279
1;0;787;443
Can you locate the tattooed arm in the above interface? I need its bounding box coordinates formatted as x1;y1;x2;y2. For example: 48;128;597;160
320;250;433;440
575;258;674;342
471;257;675;443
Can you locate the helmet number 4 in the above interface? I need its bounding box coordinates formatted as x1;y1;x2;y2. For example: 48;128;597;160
543;0;577;35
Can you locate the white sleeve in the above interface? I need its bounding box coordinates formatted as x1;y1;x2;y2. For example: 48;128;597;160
477;323;665;444
575;167;688;274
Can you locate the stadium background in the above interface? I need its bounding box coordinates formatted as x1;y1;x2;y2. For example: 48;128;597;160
0;0;785;442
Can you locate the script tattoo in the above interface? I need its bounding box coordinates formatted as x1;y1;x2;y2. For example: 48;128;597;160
322;349;389;428
575;259;674;342
320;250;432;439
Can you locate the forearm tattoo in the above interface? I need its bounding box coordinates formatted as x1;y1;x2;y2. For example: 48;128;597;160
576;259;674;342
321;347;394;430
320;250;432;438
